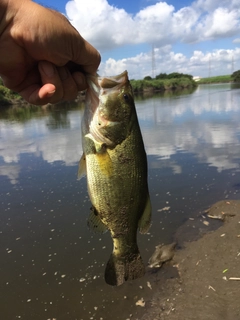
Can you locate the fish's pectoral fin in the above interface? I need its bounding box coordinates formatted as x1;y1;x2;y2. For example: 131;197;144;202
84;134;113;177
95;151;113;177
77;153;86;180
138;194;151;234
85;133;106;153
87;207;108;234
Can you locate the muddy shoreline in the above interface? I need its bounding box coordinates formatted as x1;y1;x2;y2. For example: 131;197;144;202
140;200;240;320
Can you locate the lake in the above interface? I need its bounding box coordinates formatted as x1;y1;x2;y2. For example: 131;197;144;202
0;83;240;320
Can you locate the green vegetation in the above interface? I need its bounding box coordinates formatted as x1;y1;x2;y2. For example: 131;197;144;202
0;101;85;123
2;70;238;105
198;74;232;84
131;72;197;93
0;77;24;106
156;72;193;80
231;70;240;83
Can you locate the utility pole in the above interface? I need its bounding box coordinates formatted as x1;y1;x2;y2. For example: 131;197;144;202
208;55;211;78
231;54;234;74
152;44;156;78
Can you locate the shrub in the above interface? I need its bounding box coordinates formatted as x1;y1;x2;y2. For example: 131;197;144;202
144;76;152;80
231;70;240;83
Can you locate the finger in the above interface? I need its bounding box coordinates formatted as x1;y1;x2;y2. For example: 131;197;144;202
13;65;57;105
18;64;81;105
57;66;79;101
71;37;101;75
19;83;56;105
72;72;88;92
38;61;64;103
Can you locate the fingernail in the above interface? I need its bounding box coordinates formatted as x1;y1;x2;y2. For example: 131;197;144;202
41;61;55;77
46;90;56;97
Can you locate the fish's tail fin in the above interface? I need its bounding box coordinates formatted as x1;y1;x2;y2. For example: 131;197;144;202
104;252;145;286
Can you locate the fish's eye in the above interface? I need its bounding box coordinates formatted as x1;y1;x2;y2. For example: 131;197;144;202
123;93;129;101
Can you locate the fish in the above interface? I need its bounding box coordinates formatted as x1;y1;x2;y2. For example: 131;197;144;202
78;70;151;286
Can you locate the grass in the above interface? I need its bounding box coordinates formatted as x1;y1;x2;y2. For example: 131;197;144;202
198;75;232;84
130;77;197;93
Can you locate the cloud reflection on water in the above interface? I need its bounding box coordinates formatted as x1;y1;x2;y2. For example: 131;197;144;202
0;84;240;184
138;85;240;173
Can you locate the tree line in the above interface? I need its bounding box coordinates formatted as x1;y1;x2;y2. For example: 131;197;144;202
232;70;240;82
144;72;193;81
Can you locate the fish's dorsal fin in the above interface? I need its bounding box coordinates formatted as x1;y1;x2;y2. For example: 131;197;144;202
87;207;108;234
138;194;151;234
77;153;86;180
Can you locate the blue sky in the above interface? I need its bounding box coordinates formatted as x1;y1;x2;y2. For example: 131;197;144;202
36;0;240;79
38;0;194;14
38;0;184;13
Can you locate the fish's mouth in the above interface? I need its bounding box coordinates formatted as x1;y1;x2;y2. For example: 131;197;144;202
86;71;129;146
87;70;128;98
98;71;128;92
87;70;128;91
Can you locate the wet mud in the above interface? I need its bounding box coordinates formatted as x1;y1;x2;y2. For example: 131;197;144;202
141;200;240;320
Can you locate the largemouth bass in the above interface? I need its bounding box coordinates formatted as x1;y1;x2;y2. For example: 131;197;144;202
79;70;151;286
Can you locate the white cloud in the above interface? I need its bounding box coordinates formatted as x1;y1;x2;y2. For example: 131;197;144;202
134;2;175;44
65;0;240;78
193;0;240;12
201;7;240;40
66;0;135;50
101;52;154;79
99;46;240;79
66;0;240;50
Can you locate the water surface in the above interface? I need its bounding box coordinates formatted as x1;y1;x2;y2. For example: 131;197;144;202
0;84;240;320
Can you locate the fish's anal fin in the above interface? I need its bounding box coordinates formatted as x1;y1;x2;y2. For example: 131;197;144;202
87;207;108;234
85;133;106;153
77;153;86;180
138;194;151;234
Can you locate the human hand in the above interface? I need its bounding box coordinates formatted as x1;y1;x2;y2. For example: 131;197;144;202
0;0;101;105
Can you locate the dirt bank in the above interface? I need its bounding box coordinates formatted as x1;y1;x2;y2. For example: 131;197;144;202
142;200;240;320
